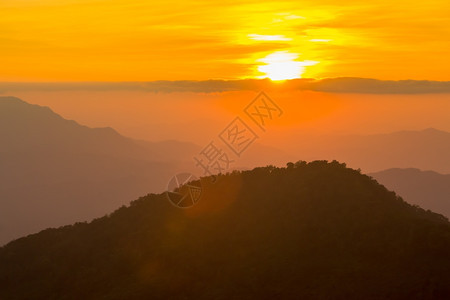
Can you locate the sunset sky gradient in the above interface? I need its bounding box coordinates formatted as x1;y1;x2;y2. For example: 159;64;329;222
1;0;449;81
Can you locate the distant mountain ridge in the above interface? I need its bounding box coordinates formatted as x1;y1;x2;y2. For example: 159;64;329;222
292;128;450;173
0;96;198;245
370;168;450;218
0;96;162;159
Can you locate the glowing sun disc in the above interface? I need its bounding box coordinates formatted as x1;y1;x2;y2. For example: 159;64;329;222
258;51;318;80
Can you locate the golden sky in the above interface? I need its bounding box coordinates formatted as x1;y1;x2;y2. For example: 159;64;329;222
1;0;449;81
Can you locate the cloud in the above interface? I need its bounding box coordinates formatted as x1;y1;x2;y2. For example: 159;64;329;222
307;78;450;94
1;78;450;94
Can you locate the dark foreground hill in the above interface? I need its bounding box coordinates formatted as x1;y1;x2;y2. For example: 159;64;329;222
1;161;450;299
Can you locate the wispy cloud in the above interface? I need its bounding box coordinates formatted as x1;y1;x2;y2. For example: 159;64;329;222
1;78;450;94
1;0;449;81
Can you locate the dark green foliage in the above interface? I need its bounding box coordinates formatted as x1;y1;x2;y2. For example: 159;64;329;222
1;161;450;299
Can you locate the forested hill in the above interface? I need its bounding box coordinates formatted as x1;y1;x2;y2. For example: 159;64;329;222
1;161;450;299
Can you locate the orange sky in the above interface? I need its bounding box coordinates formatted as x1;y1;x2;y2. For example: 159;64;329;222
1;0;450;81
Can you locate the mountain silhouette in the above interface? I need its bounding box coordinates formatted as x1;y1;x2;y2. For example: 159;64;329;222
0;96;297;245
370;168;450;219
1;161;449;299
0;96;199;245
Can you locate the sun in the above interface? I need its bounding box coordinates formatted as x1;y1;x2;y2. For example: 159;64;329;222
257;51;318;81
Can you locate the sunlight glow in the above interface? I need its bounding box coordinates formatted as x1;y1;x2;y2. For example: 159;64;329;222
257;51;318;80
310;39;331;42
248;34;292;41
